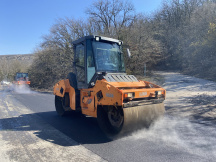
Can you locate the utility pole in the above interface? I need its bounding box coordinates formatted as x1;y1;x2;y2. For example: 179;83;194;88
144;63;146;77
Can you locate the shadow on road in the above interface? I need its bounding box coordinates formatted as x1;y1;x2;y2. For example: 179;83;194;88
186;94;216;125
0;111;111;146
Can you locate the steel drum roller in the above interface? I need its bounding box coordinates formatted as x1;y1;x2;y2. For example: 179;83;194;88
97;103;165;138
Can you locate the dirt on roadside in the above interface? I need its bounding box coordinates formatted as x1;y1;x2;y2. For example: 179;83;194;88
137;71;216;126
187;94;216;125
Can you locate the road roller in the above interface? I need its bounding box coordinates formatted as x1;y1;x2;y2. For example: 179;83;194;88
13;73;30;85
53;35;166;137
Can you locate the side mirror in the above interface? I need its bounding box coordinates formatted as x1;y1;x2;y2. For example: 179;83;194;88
127;48;131;58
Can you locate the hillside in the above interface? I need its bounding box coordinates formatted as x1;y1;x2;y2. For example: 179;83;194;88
0;54;34;65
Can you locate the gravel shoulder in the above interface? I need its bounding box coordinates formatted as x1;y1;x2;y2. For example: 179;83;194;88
155;72;216;126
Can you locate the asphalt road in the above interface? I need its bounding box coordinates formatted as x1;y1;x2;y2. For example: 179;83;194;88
1;72;216;162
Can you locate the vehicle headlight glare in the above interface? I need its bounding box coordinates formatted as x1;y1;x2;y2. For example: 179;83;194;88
95;36;100;41
158;91;162;95
124;92;134;98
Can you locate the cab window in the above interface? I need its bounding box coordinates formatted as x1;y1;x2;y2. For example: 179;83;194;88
86;40;96;83
75;44;85;83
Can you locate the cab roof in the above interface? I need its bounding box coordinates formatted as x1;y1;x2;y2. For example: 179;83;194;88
72;35;122;45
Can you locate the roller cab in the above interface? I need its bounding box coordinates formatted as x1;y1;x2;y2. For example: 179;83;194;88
53;35;166;137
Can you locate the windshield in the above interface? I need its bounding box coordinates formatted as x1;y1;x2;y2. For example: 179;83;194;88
16;73;28;81
92;41;125;72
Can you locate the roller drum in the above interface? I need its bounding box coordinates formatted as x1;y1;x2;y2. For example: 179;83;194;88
122;102;165;134
97;103;165;138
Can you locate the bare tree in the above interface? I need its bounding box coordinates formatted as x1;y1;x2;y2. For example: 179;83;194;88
153;0;204;69
183;2;216;77
86;0;135;38
122;14;164;73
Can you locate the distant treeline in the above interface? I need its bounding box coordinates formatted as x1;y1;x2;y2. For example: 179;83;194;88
26;0;216;89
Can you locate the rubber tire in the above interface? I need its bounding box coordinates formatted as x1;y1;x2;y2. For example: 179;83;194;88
55;95;67;116
97;106;124;138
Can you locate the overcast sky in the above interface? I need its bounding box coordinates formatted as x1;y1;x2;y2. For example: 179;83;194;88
0;0;163;55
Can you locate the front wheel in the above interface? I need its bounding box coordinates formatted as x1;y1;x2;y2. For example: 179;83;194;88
107;107;124;129
97;106;124;138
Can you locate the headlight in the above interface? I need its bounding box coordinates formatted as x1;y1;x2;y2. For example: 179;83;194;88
157;91;162;95
124;92;134;98
155;90;164;96
95;36;100;41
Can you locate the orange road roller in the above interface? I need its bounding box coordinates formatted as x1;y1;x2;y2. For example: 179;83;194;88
13;73;31;85
53;35;166;137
